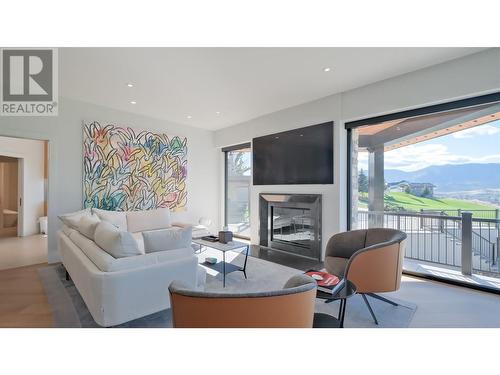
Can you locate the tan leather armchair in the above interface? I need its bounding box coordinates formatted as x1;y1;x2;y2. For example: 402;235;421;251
168;274;317;328
324;228;407;325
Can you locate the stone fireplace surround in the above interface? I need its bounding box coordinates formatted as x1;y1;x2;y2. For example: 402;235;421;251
259;193;322;260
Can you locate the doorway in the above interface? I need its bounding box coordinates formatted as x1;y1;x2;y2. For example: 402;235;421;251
0;136;48;270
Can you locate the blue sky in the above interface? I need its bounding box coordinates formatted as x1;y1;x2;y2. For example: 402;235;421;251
358;119;500;172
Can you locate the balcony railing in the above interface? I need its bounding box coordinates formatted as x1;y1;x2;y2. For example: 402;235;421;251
356;210;500;277
420;208;500;220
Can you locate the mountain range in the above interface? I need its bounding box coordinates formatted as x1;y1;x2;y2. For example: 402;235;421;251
384;163;500;192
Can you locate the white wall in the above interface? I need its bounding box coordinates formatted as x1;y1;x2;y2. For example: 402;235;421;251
0;136;45;236
215;94;346;259
215;48;500;260
0;98;220;263
342;48;500;122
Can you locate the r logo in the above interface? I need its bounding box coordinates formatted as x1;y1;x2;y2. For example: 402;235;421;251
0;48;58;116
2;49;53;101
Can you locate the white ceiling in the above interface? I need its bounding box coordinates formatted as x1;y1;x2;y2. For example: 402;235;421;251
59;48;486;130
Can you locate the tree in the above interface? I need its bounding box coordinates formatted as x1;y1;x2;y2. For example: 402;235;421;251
358;169;368;193
229;151;251;176
422;186;431;197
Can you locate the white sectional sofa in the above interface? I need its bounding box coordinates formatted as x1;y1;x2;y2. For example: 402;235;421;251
57;208;206;327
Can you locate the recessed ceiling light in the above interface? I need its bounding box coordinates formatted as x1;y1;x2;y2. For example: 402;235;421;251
187;115;192;119
130;101;136;104
323;67;331;72
127;83;134;88
215;111;221;115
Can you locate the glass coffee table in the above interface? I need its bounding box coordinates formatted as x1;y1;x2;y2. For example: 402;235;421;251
192;238;249;287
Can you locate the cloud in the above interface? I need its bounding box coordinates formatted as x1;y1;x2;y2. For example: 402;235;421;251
356;143;500;172
452;124;500;139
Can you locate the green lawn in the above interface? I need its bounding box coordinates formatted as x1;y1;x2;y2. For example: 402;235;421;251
358;191;498;218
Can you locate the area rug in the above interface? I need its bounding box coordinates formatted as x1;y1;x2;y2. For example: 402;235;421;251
38;252;416;328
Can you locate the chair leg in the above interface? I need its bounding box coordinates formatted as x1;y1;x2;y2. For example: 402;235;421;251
361;294;378;325
367;293;399;306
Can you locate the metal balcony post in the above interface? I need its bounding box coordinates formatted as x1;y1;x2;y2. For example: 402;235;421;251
492;242;496;266
495;209;500;266
461;212;473;276
439;210;445;233
497;237;500;266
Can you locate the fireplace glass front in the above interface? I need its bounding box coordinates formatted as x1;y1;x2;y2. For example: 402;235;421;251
271;206;313;249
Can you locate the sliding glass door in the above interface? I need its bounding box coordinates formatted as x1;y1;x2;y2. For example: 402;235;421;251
347;95;500;291
224;143;252;239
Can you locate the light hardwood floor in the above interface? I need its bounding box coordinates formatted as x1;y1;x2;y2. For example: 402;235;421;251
0;241;499;328
0;263;53;327
0;235;52;328
0;235;48;271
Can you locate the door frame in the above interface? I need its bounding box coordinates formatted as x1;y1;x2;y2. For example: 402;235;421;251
0;152;24;237
17;157;24;237
222;142;252;240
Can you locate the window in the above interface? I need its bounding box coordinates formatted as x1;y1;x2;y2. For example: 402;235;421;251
224;143;251;239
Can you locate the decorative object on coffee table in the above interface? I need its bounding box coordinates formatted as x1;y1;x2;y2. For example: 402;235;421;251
201;235;218;242
218;230;233;244
193;238;249;287
204;257;217;265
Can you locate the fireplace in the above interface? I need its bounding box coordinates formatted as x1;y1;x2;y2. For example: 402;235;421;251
259;193;322;260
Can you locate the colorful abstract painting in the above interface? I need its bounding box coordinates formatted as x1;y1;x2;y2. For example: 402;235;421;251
83;121;187;211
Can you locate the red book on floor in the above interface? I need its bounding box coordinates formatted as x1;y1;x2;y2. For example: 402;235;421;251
305;270;340;288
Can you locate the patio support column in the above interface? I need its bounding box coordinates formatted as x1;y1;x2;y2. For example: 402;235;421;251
461;212;473;276
368;145;384;228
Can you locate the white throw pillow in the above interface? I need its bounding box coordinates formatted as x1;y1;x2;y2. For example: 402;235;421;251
142;227;192;253
126;208;172;233
58;208;92;229
94;221;142;258
77;214;101;240
93;208;128;231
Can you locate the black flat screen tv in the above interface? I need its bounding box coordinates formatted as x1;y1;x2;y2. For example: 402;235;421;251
252;121;333;185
